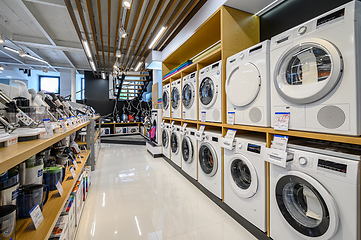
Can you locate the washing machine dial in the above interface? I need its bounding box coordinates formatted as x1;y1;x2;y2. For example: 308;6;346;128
298;26;307;35
237;143;243;149
299;157;308;166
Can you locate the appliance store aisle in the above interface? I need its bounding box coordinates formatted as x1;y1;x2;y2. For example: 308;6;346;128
75;144;257;240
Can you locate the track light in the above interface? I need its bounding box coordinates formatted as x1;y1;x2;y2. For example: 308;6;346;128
116;50;121;58
43;67;48;73
83;40;92;59
135;62;142;72
0;65;4;71
0;34;5;43
119;27;127;38
90;61;96;71
18;49;26;57
102;72;106;79
149;26;166;49
123;0;132;9
113;61;120;69
254;0;286;16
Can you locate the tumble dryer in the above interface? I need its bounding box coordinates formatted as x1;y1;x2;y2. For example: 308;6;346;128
224;135;266;232
171;79;182;119
226;41;270;127
161;123;171;159
182;71;197;121
198;130;222;198
270;140;361;240
170;124;182;167
270;1;361;136
181;126;197;180
199;60;222;123
162;83;170;118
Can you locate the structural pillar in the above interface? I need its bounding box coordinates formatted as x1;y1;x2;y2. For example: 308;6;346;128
71;68;76;102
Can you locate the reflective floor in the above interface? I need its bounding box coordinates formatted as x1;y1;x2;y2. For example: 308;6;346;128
75;144;257;240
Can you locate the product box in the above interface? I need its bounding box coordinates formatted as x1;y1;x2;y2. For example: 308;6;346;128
85;166;91;187
127;126;139;134
71;177;84;226
100;127;110;135
63;196;76;240
82;172;88;201
49;214;69;240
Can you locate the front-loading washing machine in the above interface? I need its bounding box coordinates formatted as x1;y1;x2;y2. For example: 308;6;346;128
151;109;162;145
199;60;222;123
270;140;361;240
170;124;182;167
198;130;222;198
181;126;197;180
162;83;170;118
270;1;361;136
161;123;171;159
226;40;270;127
224;135;266;232
171;79;182;119
182;71;197;121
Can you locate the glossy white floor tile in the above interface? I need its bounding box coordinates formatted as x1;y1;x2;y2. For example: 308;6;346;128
75;144;258;240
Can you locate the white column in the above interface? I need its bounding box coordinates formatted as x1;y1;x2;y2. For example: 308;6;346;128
71;68;76;102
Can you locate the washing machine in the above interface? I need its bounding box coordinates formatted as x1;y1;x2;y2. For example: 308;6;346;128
181;126;197;180
269;140;361;240
161;123;171;159
182;71;197;121
270;1;361;136
198;130;222;198
224;135;266;232
226;41;270;127
162;83;170;118
151;109;162;145
171;79;182;119
170;124;182;167
199;60;222;123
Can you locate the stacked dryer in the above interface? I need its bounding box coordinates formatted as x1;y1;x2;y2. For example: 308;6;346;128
181;126;197;180
162;83;170;118
182;72;197;121
171;79;182;119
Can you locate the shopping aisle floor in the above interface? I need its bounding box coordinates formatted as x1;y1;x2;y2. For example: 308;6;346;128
75;144;257;240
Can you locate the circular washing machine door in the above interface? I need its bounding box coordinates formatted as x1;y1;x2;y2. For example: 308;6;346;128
274;39;343;104
228;154;258;198
182;136;194;164
199;76;217;108
182;82;195;109
275;171;339;240
198;142;218;177
162;129;169;148
163;90;169;110
170;132;180;154
226;62;261;107
171;87;180;110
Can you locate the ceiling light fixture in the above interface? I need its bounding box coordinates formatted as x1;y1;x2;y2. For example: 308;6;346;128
90;61;96;71
0;65;4;71
83;40;92;59
254;0;286;16
0;34;5;43
43;67;48;73
123;0;132;9
102;72;106;79
134;62;142;72
116;50;121;58
25;54;48;64
3;46;19;54
113;61;120;69
149;26;166;49
119;27;127;38
18;49;26;57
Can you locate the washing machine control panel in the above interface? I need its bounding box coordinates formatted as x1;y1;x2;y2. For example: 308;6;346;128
298;26;307;35
237;143;242;149
298;157;308;165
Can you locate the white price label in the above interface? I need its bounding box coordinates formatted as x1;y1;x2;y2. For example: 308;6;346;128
227;112;235;125
72;159;78;170
183;111;186;119
29;203;44;229
196;125;206;141
198;125;205;135
71;116;77;126
43;119;54;138
55;180;63;196
201;111;206;122
181;123;187;135
274;112;290;131
67;117;74;129
70;166;76;179
16;110;34;126
59;118;67;133
225;128;237;141
271;135;289;152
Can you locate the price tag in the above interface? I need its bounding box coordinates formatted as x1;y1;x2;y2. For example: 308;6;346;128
59;118;67;133
16;110;34;126
196;125;205;141
271;135;289;152
72;159;78;170
55;180;63;196
69;166;76;179
71;116;77;126
181;123;187;135
183;111;186;119
29;203;44;229
39;130;47;139
222;129;237;150
201;111;206;122
274;112;290;131
227;112;235;125
42;119;54;138
67;117;74;129
225;128;237;141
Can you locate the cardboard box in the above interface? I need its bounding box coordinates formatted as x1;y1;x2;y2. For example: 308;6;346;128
49;215;69;240
62;196;75;240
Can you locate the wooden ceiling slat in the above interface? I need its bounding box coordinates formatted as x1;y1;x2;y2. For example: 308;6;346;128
111;0;122;71
122;0;155;69
107;0;111;74
97;0;106;73
119;2;132;57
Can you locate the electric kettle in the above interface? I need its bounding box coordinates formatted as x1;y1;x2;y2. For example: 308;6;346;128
0;205;16;240
18;184;49;218
19;155;44;186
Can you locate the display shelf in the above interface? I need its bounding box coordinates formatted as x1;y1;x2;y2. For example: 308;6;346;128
16;150;90;240
182;120;198;124
198;122;223;127
0;121;90;173
162;117;171;120
76;130;100;146
223;124;270;134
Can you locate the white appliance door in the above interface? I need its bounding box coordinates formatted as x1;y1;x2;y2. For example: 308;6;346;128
163;90;169;110
275;171;339;240
182;136;194;164
226;62;261;107
162;129;169;148
198;142;218;177
182;82;195;109
274;39;343;104
228;154;258;198
171;132;180;154
171;87;180;110
199;76;217;108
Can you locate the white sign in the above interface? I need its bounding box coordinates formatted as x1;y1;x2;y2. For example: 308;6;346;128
29;203;44;229
274;112;290;131
181;123;187;135
43;119;54;138
55;180;63;197
72;159;78;170
67;117;74;129
227;112;235;125
183;111;186;119
69;166;76;179
59;118;67;133
272;135;289;152
16;110;34;126
222;129;237;150
201;111;206;122
196;125;206;141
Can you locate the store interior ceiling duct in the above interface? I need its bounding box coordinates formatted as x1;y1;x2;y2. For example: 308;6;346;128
145;50;162;70
254;0;286;16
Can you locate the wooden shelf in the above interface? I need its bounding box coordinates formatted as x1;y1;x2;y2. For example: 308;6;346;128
0;121;90;173
199;122;223;127
182;120;198;124
16;150;90;240
101;122;141;125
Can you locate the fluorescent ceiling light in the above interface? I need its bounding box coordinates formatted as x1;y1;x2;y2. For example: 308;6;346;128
3;46;19;54
149;26;166;49
102;72;106;79
254;0;286;16
90;61;96;71
116;50;121;58
123;0;131;9
134;62;142;72
6;76;12;78
83;40;92;59
0;34;5;43
25;54;48;64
